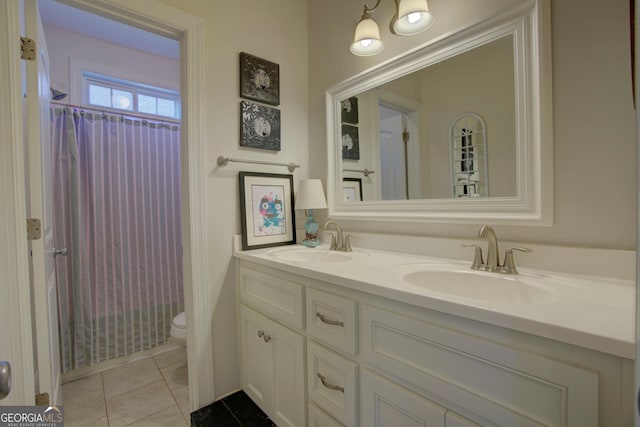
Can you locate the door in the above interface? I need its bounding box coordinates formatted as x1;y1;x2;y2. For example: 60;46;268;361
0;0;36;405
240;305;305;427
378;105;408;200
376;98;422;200
270;316;305;427
241;306;274;413
25;0;61;405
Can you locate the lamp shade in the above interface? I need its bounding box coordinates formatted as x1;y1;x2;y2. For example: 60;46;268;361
295;179;327;210
393;0;434;35
350;14;385;56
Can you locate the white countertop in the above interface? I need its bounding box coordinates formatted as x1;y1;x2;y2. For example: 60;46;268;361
234;244;635;359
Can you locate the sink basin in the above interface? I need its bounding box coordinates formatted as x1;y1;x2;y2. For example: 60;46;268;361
396;264;554;303
268;247;353;263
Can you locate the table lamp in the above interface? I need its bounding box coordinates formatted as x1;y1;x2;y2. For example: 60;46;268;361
295;179;327;247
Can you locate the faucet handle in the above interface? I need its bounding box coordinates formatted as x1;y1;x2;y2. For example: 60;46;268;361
329;233;338;250
344;234;354;252
501;246;532;275
461;243;484;270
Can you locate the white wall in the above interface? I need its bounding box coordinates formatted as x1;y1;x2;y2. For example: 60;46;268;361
42;24;179;100
153;0;310;400
309;0;636;249
421;35;516;198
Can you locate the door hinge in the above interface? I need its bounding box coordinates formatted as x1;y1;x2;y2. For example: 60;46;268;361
20;37;36;61
27;218;42;241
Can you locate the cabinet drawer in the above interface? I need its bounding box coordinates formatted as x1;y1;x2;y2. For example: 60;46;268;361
239;264;304;329
306;288;357;355
309;403;343;427
361;304;599;427
307;341;357;427
361;369;446;427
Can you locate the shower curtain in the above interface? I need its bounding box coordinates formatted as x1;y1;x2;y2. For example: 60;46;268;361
51;106;184;371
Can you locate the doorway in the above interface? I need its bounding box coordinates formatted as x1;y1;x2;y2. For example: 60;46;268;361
376;97;422;200
30;0;210;414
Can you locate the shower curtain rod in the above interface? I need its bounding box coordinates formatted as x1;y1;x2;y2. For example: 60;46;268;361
50;100;181;125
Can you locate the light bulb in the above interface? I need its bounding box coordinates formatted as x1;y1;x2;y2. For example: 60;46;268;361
360;39;372;47
407;11;422;24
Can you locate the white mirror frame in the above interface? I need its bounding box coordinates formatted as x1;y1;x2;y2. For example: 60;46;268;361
326;0;553;225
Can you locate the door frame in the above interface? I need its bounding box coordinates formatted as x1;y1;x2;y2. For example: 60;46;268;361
3;0;211;410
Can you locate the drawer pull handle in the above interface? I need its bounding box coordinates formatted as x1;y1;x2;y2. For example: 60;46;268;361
317;373;344;393
316;312;344;327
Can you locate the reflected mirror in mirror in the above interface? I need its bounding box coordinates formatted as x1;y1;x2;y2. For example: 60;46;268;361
341;34;516;201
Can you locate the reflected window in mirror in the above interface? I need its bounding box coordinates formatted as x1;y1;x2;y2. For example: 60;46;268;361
450;114;488;198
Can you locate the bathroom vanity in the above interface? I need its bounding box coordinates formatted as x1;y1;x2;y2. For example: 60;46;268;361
235;243;634;427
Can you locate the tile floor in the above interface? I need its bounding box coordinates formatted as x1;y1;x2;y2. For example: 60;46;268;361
62;347;189;427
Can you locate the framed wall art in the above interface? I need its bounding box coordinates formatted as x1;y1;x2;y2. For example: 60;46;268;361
241;100;281;151
239;172;296;250
342;178;363;202
341;96;359;124
342;124;360;160
239;52;280;106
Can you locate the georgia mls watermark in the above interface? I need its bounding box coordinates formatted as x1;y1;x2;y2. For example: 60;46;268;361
0;406;63;427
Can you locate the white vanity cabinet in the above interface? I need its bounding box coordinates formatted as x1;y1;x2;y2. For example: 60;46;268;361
239;264;306;427
360;304;599;427
237;259;632;427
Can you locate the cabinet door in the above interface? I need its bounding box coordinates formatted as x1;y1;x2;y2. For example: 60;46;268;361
270;315;306;427
361;369;446;427
241;305;275;413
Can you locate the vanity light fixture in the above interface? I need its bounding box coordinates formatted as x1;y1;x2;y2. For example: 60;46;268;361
295;179;328;247
350;0;434;56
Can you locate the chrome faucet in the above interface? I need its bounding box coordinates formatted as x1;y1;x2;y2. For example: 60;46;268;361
478;225;500;272
463;225;531;275
324;220;352;252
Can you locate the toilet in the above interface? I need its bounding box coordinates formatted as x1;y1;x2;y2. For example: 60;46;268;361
170;311;187;346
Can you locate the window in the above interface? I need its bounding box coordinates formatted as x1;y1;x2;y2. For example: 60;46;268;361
450;113;488;198
83;72;180;120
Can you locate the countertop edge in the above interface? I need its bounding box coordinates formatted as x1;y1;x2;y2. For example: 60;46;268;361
234;248;635;360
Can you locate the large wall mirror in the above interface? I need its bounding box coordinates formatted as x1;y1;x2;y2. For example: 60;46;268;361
326;0;553;225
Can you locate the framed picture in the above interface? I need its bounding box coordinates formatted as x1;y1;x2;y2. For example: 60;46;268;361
239;172;296;250
341;96;359;124
342;178;363;202
239;52;280;106
342;124;360;160
241;101;281;151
